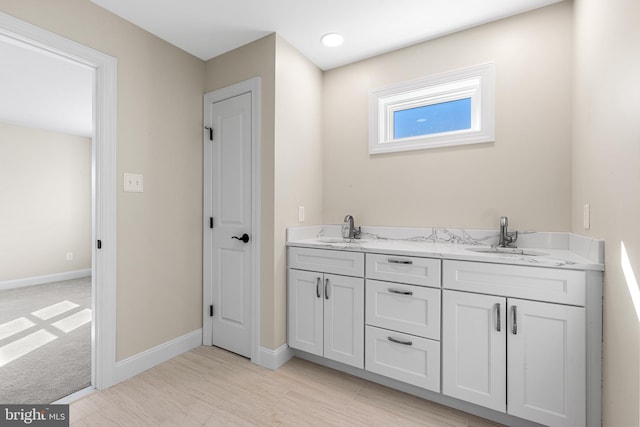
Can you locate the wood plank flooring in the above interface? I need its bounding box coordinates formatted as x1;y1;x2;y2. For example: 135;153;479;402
70;346;504;426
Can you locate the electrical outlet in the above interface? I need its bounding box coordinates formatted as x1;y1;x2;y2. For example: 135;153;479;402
583;204;590;230
124;173;144;193
66;252;73;261
298;206;305;222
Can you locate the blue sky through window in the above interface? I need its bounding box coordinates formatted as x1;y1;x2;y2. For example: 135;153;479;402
393;98;472;139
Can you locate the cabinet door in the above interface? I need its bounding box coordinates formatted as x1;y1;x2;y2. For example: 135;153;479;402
507;299;585;427
323;274;364;368
287;269;323;356
442;290;506;412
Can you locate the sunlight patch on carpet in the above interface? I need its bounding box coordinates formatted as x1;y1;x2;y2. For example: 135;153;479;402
31;300;79;320
52;309;92;333
0;317;36;341
0;329;58;367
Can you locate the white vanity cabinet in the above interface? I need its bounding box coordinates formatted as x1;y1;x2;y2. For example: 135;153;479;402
442;260;587;427
287;247;365;368
364;254;442;392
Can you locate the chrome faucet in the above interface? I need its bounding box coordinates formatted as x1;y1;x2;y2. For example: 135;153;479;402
343;215;361;239
498;216;518;248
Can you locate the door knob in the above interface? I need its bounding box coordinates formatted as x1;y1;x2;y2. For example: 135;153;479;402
231;233;250;243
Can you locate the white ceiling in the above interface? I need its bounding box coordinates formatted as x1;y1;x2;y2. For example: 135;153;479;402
0;0;563;138
91;0;563;70
0;36;93;137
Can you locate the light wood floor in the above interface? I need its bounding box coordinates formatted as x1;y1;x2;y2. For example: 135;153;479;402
70;346;504;426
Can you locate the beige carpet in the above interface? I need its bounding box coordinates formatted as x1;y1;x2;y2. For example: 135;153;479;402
0;277;91;403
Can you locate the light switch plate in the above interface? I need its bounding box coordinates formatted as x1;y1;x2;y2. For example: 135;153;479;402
298;206;305;222
124;173;144;193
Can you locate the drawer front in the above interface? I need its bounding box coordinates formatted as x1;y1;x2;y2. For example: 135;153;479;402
366;253;441;287
443;260;586;306
365;326;440;392
366;280;441;340
289;247;364;277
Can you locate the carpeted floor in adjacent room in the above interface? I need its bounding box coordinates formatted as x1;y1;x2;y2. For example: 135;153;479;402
0;277;91;404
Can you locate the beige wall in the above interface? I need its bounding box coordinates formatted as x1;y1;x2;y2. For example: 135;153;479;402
323;2;573;232
274;35;324;346
5;7;637;423
573;0;640;425
204;34;278;348
0;122;91;281
203;35;324;349
0;0;205;360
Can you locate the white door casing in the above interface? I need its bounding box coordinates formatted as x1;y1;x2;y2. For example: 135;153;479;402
0;12;117;390
203;78;261;362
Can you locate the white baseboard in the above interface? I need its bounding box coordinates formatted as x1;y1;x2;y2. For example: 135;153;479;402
257;344;293;370
0;268;92;291
115;329;202;384
53;386;96;404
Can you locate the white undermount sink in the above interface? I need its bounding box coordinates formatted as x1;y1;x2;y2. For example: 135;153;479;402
465;247;548;256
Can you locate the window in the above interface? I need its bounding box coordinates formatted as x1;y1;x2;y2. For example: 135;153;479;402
369;63;495;154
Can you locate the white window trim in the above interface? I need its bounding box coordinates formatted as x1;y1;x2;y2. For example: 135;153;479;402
369;63;495;154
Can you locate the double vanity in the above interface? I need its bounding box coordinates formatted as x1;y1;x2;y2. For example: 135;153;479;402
286;222;603;427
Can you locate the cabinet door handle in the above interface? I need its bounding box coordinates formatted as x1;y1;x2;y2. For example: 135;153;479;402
388;288;413;296
511;305;518;335
324;278;329;300
388;336;413;346
495;303;501;332
316;277;321;298
387;258;413;265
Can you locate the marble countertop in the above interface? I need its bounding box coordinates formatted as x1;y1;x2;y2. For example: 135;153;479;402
286;225;605;271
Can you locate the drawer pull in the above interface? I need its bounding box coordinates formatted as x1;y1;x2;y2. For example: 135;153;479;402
316;277;321;298
388;336;413;346
495;303;501;332
388;288;413;296
324;278;330;300
387;258;413;265
511;305;518;335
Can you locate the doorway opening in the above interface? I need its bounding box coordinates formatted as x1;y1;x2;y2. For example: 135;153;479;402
0;12;117;399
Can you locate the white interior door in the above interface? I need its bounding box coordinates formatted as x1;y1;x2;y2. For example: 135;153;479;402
206;92;252;358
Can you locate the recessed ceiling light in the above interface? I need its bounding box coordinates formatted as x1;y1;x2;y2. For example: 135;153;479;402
321;33;344;47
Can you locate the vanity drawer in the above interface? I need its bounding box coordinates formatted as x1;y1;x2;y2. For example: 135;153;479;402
365;325;440;392
288;247;364;277
443;260;586;306
366;280;440;340
366;254;441;287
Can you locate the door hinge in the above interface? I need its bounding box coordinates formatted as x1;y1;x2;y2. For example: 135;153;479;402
97;240;102;249
204;126;213;141
209;217;214;229
209;305;214;317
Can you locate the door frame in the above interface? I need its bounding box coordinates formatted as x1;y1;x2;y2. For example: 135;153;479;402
0;13;118;389
203;77;261;363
